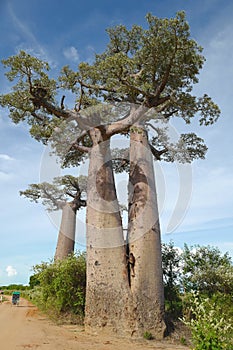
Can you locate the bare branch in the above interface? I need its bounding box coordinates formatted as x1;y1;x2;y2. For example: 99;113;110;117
75;86;84;112
78;79;118;94
30;96;71;119
149;143;168;160
106;104;147;137
60;95;65;109
72;143;90;153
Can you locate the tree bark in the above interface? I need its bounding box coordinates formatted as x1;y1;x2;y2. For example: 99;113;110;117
84;128;134;336
54;202;76;260
127;126;166;339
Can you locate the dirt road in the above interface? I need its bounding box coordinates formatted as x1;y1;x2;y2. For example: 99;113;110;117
0;296;189;350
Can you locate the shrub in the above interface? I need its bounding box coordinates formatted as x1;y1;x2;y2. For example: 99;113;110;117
143;331;154;340
182;292;233;349
181;244;232;295
31;251;86;321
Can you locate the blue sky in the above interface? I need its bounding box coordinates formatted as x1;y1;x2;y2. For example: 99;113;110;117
0;0;233;285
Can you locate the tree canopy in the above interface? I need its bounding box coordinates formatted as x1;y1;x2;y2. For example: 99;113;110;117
20;175;87;212
0;11;220;167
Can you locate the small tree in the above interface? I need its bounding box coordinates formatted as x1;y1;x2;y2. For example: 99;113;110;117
20;175;87;260
181;244;232;295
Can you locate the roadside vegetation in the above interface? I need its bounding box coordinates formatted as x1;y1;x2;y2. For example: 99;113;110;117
1;243;232;348
162;242;233;349
27;251;86;324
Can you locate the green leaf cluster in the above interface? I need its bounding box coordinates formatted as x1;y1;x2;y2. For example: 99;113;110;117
182;244;232;295
20;175;87;212
0;12;221;167
1;51;57;118
182;292;233;349
162;242;233;321
31;252;86;320
162;241;181;306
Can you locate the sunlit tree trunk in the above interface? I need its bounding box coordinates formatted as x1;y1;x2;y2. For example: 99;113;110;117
84;128;132;336
54;202;76;260
127;125;166;339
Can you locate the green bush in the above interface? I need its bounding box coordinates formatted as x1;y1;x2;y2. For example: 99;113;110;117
31;251;86;321
181;244;232;295
143;331;154;340
182;292;233;349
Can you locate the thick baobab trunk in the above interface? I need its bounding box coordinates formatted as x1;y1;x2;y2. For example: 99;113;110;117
54;202;76;260
127;126;166;339
85;128;133;336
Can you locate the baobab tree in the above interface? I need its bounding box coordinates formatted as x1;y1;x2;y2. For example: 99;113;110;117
1;11;220;338
20;175;87;260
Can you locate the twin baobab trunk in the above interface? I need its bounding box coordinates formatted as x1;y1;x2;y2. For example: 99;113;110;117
127;126;165;339
85;128;133;336
84;125;165;338
54;202;76;260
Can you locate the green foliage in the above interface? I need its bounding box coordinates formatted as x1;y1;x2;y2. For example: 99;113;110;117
20;175;87;212
162;241;182;315
162;242;233;347
143;331;154;340
95;11;204;98
31;252;86;321
167;133;208;163
181;244;232;295
29;274;40;289
20;182;65;210
26;242;232;340
0;50;58;135
180;336;187;345
80;11;220;126
182;292;233;350
0;284;29;291
1;12;221;168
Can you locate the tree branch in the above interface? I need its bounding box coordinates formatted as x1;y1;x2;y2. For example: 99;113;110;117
75;85;84;112
149;144;168;160
119;76;146;97
106;104;147;137
30;96;71;119
31;111;45;122
72;143;90;153
66;190;76;199
78;79;118;94
60;95;65;109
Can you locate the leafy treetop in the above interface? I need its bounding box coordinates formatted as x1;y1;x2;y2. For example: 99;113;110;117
0;11;220;166
20;175;87;212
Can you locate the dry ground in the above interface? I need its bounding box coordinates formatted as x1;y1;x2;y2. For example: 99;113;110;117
0;296;190;350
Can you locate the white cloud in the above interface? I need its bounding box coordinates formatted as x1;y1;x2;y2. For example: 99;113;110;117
6;265;17;277
63;46;79;62
0;154;14;161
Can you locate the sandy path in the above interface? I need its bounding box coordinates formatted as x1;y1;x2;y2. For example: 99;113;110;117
0;296;189;350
